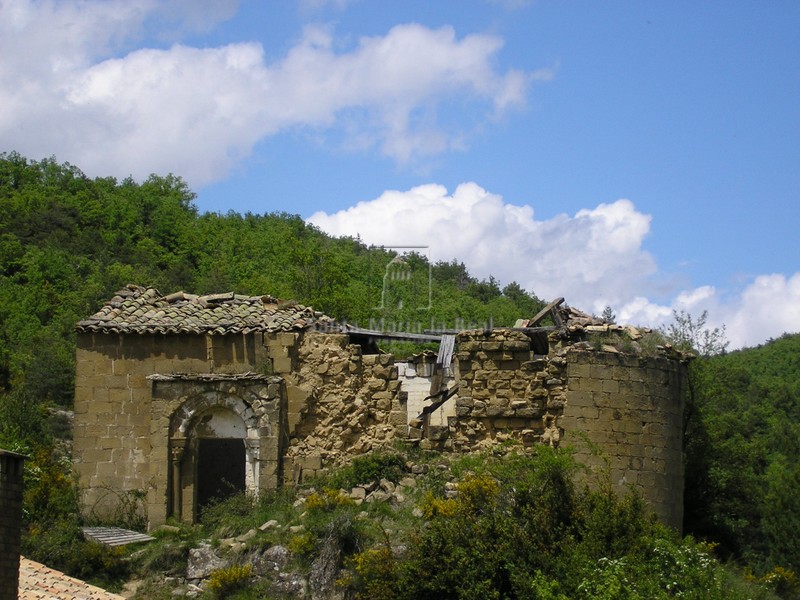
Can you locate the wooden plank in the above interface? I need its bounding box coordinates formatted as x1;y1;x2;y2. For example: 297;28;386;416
347;327;442;343
529;297;565;326
82;527;154;547
437;334;455;366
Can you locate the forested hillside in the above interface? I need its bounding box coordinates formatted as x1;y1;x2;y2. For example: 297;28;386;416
0;152;544;408
684;333;800;572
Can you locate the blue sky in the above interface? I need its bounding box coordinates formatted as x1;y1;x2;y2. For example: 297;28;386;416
2;0;798;347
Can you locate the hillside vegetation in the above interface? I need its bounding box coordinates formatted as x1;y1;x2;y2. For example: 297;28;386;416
1;152;799;597
684;333;800;572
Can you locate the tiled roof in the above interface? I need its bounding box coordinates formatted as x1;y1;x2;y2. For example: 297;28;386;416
19;556;124;599
76;285;333;335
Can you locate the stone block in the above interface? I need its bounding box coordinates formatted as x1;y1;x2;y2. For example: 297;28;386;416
388;411;407;427
273;357;293;373
515;408;542;419
366;378;387;391
486;407;514;418
602;379;619;394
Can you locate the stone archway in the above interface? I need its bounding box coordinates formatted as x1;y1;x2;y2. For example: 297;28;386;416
149;374;285;525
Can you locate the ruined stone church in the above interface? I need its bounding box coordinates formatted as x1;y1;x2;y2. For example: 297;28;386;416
73;285;686;530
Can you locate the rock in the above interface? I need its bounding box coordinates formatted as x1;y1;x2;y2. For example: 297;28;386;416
229;541;246;553
309;536;341;600
412;507;424;518
259;519;280;531
349;486;367;501
236;528;257;543
399;477;416;488
379;478;396;494
186;542;227;580
289;525;306;534
366;490;389;503
251;544;291;576
624;325;643;340
270;572;306;597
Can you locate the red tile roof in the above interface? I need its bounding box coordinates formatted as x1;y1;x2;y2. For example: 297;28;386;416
18;556;124;599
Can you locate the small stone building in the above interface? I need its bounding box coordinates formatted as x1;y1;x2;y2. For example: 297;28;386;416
74;286;687;530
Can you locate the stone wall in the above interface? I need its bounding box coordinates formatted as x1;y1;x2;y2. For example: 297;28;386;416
74;326;686;531
445;329;565;451
73;332;262;526
559;351;686;529
279;333;405;483
0;449;25;600
403;329;686;530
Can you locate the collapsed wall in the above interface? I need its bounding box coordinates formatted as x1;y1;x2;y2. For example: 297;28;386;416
273;333;406;483
279;328;686;530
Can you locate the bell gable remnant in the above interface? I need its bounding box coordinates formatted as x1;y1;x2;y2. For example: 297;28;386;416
73;286;687;531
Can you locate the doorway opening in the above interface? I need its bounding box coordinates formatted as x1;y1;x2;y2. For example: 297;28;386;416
196;438;246;517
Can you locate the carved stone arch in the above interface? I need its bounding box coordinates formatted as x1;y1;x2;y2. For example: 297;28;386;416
151;375;285;524
170;390;262;438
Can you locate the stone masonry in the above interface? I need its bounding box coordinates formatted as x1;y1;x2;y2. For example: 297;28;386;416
73;287;687;532
560;350;686;528
0;449;26;600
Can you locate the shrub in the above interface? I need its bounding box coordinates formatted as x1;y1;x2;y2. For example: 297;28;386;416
207;564;253;598
86;486;148;532
349;545;399;600
200;492;255;533
22;447;79;524
288;531;316;557
305;487;355;511
328;452;406;490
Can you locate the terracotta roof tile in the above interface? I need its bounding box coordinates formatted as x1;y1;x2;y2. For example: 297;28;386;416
19;556;124;599
76;285;333;335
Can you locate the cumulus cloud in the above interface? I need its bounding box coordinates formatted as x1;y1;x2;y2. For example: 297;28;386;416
308;182;657;312
0;0;546;185
309;183;800;348
622;274;800;349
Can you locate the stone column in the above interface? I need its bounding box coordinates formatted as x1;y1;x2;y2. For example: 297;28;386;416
0;449;26;600
169;440;187;522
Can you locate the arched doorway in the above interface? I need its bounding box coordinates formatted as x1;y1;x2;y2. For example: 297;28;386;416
168;392;263;523
152;375;285;526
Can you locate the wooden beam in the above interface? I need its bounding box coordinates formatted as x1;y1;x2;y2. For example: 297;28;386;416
529;297;565;326
346;327;442;343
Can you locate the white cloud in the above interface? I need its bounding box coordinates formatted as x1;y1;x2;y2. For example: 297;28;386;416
308;182;657;312
0;1;544;185
309;183;800;349
619;274;800;349
722;274;800;348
